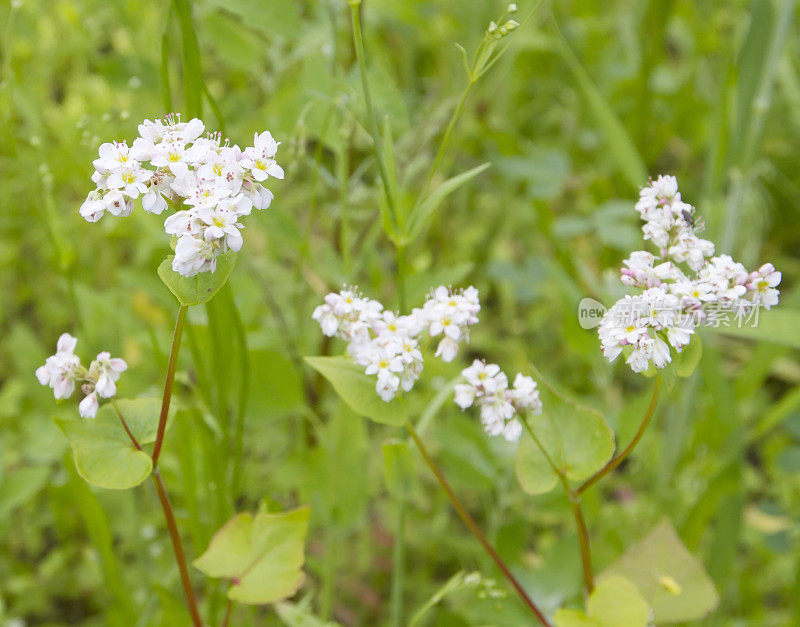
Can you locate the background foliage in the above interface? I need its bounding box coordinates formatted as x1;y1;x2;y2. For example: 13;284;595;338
1;0;799;624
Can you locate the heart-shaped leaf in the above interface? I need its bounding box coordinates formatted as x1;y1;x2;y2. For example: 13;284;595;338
157;252;236;306
554;575;651;627
305;356;407;426
601;518;718;623
515;369;614;495
54;398;163;490
194;506;310;605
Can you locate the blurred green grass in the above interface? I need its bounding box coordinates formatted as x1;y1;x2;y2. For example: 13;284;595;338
1;0;799;624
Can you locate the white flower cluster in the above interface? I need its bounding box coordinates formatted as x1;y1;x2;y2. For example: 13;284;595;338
599;175;782;373
35;333;127;419
313;285;480;402
80;113;283;277
454;360;542;442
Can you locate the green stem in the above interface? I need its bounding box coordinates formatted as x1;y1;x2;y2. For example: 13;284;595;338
422;83;472;196
577;377;662;495
152;304;189;468
406;422;551;626
348;0;401;233
389;499;406;627
337;126;351;274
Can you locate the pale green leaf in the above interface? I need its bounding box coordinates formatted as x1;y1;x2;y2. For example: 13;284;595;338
194;507;311;605
515;369;614;495
554;575;651;627
601;518;719;623
586;576;651;627
304;356;407;426
403;163;491;243
158;252;236;306
553;609;596;627
54;398;163;490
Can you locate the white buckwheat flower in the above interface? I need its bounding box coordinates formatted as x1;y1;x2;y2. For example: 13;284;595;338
81;113;283;277
600;175;781;373
419;286;480;362
454;360;542;442
35;333;81;400
313;285;481;402
36;334;127;418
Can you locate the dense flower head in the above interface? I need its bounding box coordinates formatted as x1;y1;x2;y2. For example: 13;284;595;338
454;360;542;442
312;285;480;402
80;114;283;277
35;334;127;418
600;175;782;373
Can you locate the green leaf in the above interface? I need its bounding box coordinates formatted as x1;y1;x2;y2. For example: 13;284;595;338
554;575;651;627
54;398;164;490
676;334;703;378
382;439;415;500
515;369;614;495
403;163;491;243
601;518;719;623
157;252;236;306
709;309;800;349
304;356;407;426
586;576;651;626
193;506;310;605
